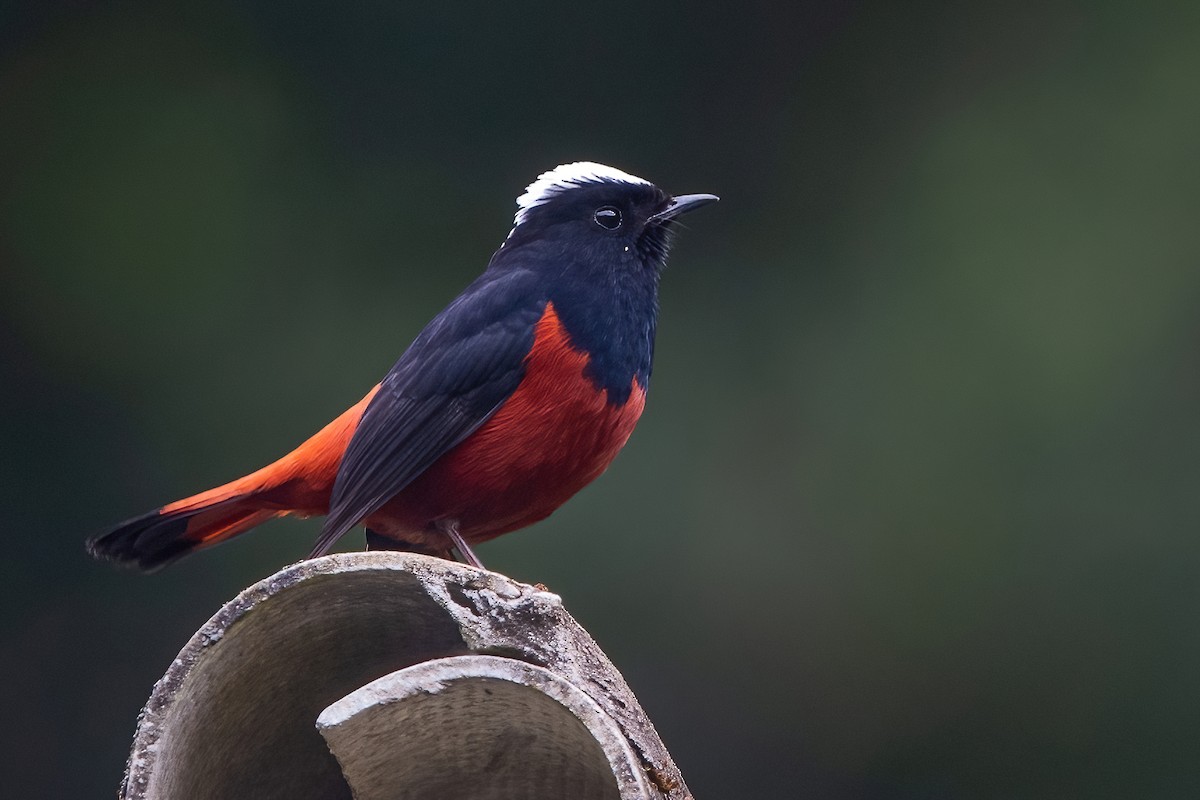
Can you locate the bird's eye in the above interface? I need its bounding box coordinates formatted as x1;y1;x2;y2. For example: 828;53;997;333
594;206;622;230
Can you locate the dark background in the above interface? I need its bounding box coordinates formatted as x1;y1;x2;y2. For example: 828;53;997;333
3;2;1199;797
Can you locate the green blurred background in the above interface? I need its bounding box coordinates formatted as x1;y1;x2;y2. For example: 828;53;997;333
3;1;1199;797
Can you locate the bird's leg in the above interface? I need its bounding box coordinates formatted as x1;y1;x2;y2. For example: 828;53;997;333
364;528;391;551
437;519;485;570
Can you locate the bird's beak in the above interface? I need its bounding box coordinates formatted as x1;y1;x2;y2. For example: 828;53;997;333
649;193;720;222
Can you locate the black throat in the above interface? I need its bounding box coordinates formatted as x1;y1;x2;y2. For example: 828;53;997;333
490;238;660;406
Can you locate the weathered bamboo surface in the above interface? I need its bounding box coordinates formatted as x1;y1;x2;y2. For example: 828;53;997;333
118;552;690;800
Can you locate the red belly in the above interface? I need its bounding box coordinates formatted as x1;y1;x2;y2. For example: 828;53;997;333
365;304;646;547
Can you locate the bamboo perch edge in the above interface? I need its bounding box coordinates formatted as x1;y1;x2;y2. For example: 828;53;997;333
117;551;690;800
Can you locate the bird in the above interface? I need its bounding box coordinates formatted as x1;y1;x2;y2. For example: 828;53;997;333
87;162;717;572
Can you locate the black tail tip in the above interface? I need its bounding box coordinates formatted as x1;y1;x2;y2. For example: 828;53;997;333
86;509;195;573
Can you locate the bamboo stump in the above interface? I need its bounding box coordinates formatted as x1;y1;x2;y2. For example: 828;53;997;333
117;552;690;799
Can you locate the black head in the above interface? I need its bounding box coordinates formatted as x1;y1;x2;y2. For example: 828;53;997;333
496;162;718;272
487;163;717;401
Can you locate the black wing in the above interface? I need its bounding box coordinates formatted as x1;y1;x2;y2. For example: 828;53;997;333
309;269;546;557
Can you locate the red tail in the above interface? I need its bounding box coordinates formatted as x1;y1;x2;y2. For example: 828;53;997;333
86;498;281;571
87;385;380;571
